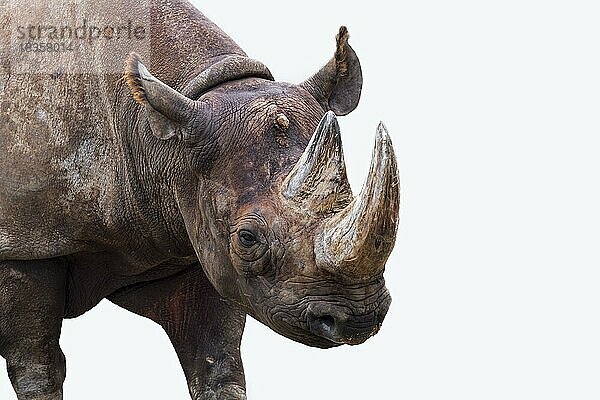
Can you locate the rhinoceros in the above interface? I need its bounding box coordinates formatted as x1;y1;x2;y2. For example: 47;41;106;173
0;0;399;398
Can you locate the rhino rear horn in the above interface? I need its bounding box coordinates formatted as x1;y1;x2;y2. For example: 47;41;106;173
281;111;353;214
124;52;209;140
300;26;363;116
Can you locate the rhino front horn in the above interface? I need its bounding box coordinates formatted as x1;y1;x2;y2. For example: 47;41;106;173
316;122;400;280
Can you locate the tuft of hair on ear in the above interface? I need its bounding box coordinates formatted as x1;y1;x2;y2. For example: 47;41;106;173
124;52;147;105
335;26;350;78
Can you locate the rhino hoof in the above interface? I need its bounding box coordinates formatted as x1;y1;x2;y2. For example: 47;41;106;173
195;384;247;400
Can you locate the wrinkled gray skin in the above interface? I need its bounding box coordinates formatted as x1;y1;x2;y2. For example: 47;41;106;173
0;1;399;399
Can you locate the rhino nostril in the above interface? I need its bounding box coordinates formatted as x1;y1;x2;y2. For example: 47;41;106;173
316;315;336;335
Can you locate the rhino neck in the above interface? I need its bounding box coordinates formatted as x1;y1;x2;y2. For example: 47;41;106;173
111;116;195;265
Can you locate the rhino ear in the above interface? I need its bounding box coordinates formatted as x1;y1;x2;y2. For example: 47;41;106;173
124;53;199;140
300;26;363;116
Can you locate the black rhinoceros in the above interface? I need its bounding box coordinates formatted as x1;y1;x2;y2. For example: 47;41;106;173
0;0;399;398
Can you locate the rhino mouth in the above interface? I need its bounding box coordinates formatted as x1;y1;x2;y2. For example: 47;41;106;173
266;289;392;349
307;314;384;346
305;294;391;347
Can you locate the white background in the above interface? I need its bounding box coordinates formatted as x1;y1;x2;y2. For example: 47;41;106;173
2;0;600;399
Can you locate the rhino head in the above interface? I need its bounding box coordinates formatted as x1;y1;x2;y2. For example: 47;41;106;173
124;27;399;348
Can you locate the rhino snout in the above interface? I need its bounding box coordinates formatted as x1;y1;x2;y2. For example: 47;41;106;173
306;294;391;345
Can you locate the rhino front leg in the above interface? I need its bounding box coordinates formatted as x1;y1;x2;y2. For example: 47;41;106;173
0;259;67;400
109;264;247;400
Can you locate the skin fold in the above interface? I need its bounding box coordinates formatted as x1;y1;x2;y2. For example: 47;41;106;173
0;1;399;399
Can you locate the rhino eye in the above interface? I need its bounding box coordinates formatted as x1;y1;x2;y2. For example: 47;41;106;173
238;230;258;247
